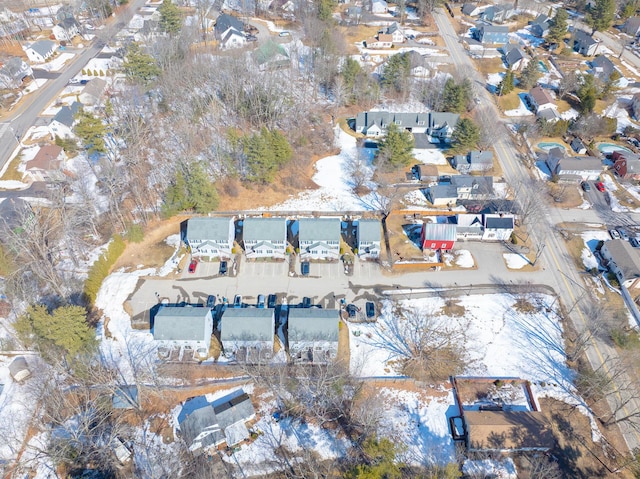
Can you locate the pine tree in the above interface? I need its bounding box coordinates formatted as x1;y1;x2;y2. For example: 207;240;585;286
498;69;515;95
186;163;219;213
577;74;598;113
442;78;471;113
377;123;415;170
74;110;107;155
547;8;568;44
519;59;542;89
244;132;277;183
159;0;182;35
381;52;411;93
317;0;336;21
587;0;616;33
123;42;160;86
451;118;480;153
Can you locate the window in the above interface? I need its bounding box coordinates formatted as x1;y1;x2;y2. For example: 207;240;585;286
395;120;402;125
417;121;425;126
430;243;436;248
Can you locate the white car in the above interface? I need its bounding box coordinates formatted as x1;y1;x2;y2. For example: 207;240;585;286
609;229;621;240
68;78;80;84
279;31;290;37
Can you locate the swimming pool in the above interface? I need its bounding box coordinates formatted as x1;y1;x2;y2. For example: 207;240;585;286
537;142;565;151
597;143;632;154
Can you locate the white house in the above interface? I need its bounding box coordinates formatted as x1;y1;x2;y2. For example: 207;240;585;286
371;0;388;14
601;239;640;290
357;219;381;259
48;101;81;139
299;218;341;260
287;309;340;363
385;22;405;43
25;40;57;63
153;306;213;357
243;217;287;259
364;34;393;49
185;217;235;259
25;144;66;182
52;16;79;41
0;57;32;89
78;78;107;106
482;214;514;241
528;85;556;114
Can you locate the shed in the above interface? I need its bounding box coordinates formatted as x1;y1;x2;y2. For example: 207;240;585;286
420;222;456;251
9;356;30;382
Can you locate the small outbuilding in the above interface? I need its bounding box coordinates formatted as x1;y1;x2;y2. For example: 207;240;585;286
9;356;31;382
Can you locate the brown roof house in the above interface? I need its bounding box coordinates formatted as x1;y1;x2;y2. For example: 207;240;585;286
528;85;558;121
25;145;66;182
465;410;555;452
364;33;393;49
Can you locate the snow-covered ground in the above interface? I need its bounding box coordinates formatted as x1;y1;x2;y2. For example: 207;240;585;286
504;93;534;117
413;148;448;165
503;253;529;269
35;52;75;72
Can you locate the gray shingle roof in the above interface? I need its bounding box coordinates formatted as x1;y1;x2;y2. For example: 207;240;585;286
220;309;274;342
214;392;255;429
53;101;81;127
422;222;457;241
358;219;381;243
299;218;341;243
28;40;56;58
288;309;340;343
485;216;514;229
215;13;244;34
243;217;286;242
180;405;219;446
451;175;494;191
605;239;640;280
469;150;493;164
186;217;233;242
153;307;211;341
504;47;524;67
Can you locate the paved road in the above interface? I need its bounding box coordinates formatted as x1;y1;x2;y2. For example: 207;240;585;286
434;8;640;452
0;0;148;174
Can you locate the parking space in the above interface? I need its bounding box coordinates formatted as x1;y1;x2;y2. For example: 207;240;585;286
241;261;290;277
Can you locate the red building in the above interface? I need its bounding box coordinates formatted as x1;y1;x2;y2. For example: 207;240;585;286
611;151;640;180
420;222;456;251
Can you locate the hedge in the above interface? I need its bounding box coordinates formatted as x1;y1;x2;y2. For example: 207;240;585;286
84;235;126;306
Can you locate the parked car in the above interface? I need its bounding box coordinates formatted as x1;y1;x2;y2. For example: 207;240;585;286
609;229;621;240
631;237;640;248
595;182;605;192
246;35;257;42
188;259;198;273
206;295;216;308
617;228;630;241
219;261;228;275
257;294;265;308
301;261;310;276
233;295;243;308
346;304;358;318
302;297;312;308
79;79;89;85
268;294;277;309
581;182;591;192
365;302;375;318
279;31;290;37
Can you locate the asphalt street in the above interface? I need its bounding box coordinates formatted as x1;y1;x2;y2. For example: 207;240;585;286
434;8;640;451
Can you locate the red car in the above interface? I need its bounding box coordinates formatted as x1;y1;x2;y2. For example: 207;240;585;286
188;259;198;273
595;182;605;192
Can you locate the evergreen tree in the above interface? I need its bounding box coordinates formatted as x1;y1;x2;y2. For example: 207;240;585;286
345;437;403;479
451;118;480;152
317;0;336;21
442;78;471;113
381;52;411;93
123;42;161;86
577;74;598;113
518;59;542;90
186;162;219;213
547;8;569;45
601;69;622;99
159;0;182;35
377;123;415;170
621;0;639;20
342;57;362;90
498;69;515;95
243;129;293;183
74;110;107;155
587;0;616;33
15;305;95;358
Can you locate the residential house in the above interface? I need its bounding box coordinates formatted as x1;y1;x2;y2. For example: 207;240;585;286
464;410;555;452
571;137;587;155
528;85;556;114
591;55;620;82
287;309;340;363
243;217;287;259
52;16;79;41
452;150;493;174
480;3;514;23
411;164;439;182
622;16;640;36
179;390;256;453
25;40;57;63
152;306;214;357
253;40;290;71
602;239;640;290
529;14;550;37
365;33;393;49
573;30;599;56
48;101;81;139
453;214;484;240
371;0;388;14
404;50;428;76
185;217;235;258
357;219;381;259
612;151;640;179
474;24;509;45
112;385;139;410
219;308;275;362
78;78;107;106
0;57;32;89
632;92;640;120
544;147;603;181
426;183;458;206
385;22;405;43
420;222;456;250
355;111;455;138
426;176;494;206
298;217;341;260
429;112;460;141
503;44;526;69
215;14;246;49
9;356;30;382
25;144;66;182
462;3;485;16
482;214;514;241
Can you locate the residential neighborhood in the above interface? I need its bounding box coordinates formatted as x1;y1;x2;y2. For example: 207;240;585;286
2;0;640;476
